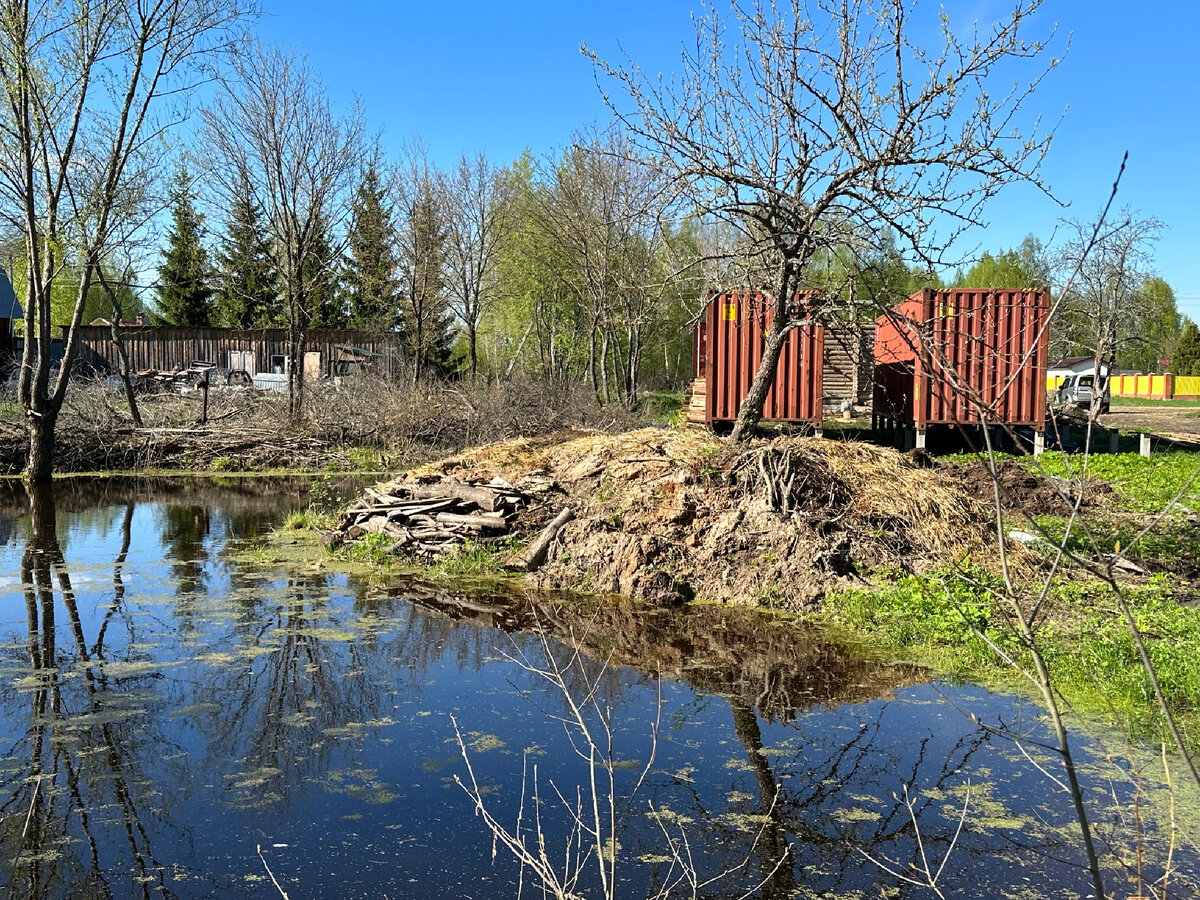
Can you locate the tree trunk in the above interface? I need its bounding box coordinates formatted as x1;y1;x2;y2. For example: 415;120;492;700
598;328;610;404
730;700;795;899
24;408;58;484
731;266;795;442
295;326;308;418
110;321;142;427
467;319;478;378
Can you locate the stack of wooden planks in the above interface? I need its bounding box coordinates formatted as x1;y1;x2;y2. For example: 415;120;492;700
684;377;707;424
334;477;530;557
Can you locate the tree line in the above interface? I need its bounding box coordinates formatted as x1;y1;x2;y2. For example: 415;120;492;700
0;0;1184;480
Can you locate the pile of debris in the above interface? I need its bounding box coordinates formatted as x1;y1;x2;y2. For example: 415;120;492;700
335;478;528;556
332;474;578;571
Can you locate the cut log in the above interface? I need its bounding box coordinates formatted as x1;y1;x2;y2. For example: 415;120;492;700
410;482;505;511
510;507;575;572
435;511;509;530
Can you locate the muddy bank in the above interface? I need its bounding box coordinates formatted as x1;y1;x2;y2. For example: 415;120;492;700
335;427;1091;609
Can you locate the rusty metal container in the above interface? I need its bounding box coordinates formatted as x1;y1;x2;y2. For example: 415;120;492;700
873;288;1050;430
694;291;824;426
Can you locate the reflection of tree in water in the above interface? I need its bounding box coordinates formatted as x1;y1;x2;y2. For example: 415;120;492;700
160;505;211;599
0;487;178;899
399;582;1099;898
193;575;391;811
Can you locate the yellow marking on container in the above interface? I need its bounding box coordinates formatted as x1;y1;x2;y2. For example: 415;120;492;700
723;302;737;322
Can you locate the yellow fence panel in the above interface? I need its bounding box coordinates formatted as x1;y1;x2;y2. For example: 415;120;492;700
1176;376;1200;397
1150;375;1166;397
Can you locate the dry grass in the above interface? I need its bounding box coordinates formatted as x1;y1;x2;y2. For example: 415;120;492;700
0;374;640;474
388;426;1016;608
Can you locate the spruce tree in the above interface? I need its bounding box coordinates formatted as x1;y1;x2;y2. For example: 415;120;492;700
215;172;279;328
157;170;214;327
345;164;401;331
1173;322;1200;376
304;217;348;329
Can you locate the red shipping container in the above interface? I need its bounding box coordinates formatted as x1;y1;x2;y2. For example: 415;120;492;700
873;288;1050;430
693;291;824;426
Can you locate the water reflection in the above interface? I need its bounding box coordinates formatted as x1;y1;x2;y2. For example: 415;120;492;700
4;484;172;898
0;479;1189;899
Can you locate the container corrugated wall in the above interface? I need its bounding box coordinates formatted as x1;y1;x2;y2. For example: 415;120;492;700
873;288;1049;430
701;291;823;425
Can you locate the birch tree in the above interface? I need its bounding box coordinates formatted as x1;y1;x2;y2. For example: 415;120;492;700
0;0;247;481
443;153;510;378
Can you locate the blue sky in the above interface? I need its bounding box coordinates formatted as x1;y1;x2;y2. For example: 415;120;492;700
261;0;1200;317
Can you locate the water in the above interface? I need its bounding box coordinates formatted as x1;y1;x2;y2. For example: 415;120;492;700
0;478;1192;898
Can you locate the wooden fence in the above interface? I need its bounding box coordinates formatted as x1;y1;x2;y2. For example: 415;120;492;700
67;325;398;378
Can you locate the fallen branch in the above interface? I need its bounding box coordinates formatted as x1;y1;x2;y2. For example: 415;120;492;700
510;507;575;572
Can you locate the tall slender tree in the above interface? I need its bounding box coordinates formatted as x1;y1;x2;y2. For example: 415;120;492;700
443;153;510;376
215;169;279;329
157;170;214;327
344;162;401;331
203;44;364;416
399;159;454;381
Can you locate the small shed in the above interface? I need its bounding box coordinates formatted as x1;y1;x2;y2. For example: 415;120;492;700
686;290;824;430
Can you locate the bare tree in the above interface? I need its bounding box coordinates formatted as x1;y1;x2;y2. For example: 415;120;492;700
589;0;1062;439
1054;210;1165;382
0;0;248;481
442;153;511;378
202;44;364;416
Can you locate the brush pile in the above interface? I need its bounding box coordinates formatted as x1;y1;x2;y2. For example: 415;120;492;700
333;477;533;558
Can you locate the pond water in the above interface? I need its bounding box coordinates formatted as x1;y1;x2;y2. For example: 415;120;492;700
0;477;1192;899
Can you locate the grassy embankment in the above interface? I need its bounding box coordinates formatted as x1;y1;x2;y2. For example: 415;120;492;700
821;449;1200;725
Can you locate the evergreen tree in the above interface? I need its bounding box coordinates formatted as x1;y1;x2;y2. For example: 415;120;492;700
344;164;401;330
1172;321;1200;376
157;170;214;327
400;178;456;380
215;171;279;329
304;217;347;329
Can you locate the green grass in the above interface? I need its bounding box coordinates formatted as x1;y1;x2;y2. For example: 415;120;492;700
819;570;1200;725
639;390;684;422
281;508;336;531
1034;450;1200;512
1111;396;1200;408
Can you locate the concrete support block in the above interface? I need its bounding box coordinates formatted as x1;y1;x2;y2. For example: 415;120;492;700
1140;432;1152;458
915;429;927;450
1034;431;1045;457
1109;429;1119;454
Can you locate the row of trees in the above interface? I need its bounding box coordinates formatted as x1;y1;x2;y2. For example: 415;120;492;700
0;0;1182;478
154;119;712;400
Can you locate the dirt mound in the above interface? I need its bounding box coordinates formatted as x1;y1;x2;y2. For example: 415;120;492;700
386;427;1017;610
949;459;1111;518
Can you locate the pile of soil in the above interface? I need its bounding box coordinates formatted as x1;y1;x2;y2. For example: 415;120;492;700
948;459;1111;518
385;427;1030;609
